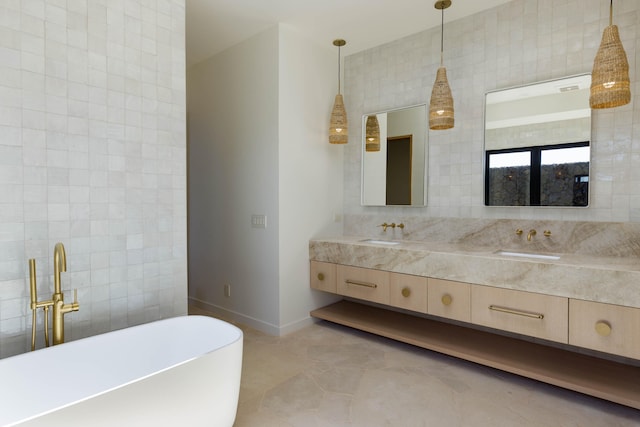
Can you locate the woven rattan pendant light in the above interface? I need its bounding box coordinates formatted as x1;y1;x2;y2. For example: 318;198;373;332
365;115;380;152
429;0;454;130
590;0;631;109
329;39;348;144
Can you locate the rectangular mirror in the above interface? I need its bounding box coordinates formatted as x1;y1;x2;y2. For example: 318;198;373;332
484;74;591;207
361;104;427;206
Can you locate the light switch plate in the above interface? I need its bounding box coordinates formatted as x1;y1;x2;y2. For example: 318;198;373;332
251;214;267;228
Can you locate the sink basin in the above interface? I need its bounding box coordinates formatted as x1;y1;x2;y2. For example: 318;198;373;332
495;250;560;260
360;239;401;246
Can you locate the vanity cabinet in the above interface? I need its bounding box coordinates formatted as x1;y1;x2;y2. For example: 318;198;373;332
311;262;640;354
471;286;568;343
427;278;470;323
569;299;640;360
310;260;640;409
336;265;390;305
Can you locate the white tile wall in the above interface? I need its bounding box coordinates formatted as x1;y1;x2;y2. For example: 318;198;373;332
0;0;187;358
343;0;639;227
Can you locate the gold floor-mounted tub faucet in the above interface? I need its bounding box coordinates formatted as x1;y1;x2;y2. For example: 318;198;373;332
28;242;79;350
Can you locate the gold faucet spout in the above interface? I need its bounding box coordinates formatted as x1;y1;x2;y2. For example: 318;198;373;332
527;229;537;241
53;242;66;295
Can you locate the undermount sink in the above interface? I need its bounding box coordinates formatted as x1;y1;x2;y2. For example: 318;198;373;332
360;239;401;246
495;250;560;260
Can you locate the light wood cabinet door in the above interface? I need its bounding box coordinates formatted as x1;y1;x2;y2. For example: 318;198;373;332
337;265;390;305
389;273;428;313
569;299;640;359
471;285;568;343
310;261;337;293
427;278;471;323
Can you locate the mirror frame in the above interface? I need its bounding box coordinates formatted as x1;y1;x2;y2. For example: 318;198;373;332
361;104;428;207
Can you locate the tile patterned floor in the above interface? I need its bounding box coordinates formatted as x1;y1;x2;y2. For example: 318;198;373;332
189;306;640;426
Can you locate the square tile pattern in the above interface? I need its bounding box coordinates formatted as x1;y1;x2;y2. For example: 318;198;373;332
0;0;188;358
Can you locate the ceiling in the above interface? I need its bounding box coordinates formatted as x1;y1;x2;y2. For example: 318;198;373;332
185;0;514;68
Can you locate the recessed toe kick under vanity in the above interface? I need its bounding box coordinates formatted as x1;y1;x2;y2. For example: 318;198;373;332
309;240;640;410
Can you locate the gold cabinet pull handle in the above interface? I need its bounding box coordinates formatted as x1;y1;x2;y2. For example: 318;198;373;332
401;287;411;297
595;320;612;337
489;305;544;319
345;279;377;289
317;273;325;281
441;294;453;306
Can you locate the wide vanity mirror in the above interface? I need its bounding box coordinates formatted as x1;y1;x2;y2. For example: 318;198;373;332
484;74;591;207
361;104;427;206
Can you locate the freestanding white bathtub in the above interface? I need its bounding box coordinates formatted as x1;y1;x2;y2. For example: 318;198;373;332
0;315;243;427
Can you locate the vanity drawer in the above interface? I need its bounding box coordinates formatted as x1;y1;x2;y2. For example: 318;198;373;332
427;278;471;323
337;265;390;305
310;261;337;293
389;273;427;313
471;286;568;343
569;299;640;359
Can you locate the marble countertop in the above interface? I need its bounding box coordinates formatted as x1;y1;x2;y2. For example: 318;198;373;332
309;236;640;309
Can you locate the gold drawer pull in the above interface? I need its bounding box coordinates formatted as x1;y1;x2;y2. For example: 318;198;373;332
595;320;612;337
441;294;452;306
489;305;544;319
345;279;378;289
401;287;411;297
317;273;325;281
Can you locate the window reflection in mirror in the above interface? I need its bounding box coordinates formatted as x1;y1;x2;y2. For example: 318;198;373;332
484;74;591;207
486;151;531;206
485;142;589;206
361;105;427;206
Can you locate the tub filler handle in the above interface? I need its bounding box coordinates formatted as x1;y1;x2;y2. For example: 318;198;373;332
29;259;54;351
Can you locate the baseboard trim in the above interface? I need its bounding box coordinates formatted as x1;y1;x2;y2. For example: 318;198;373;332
188;297;314;336
278;316;317;336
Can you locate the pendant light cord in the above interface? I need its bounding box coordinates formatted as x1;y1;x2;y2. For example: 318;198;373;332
440;5;444;66
337;45;341;94
609;0;613;26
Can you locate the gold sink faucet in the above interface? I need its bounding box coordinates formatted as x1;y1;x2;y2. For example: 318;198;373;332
527;229;537;241
379;222;396;232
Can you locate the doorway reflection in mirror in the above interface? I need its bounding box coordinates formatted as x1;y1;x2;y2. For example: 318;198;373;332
361;105;427;207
